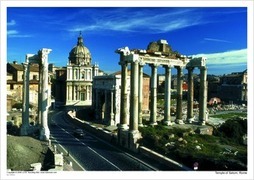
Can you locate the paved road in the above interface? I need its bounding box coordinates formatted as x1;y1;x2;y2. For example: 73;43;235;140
48;110;158;171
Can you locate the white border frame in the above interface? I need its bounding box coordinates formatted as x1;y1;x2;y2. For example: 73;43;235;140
1;1;253;180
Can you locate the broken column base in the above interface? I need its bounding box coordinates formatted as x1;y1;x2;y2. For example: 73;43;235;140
163;120;173;126
199;120;206;126
175;119;184;124
187;117;195;124
30;163;42;171
117;126;129;148
150;121;158;126
128;130;142;153
40;126;50;141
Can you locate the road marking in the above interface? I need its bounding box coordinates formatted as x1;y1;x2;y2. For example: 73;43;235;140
50;112;85;171
51;111;121;171
81;142;122;171
84;131;158;171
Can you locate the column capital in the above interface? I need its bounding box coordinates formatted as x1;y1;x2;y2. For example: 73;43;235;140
22;62;29;68
118;60;128;66
131;59;140;64
163;64;173;69
139;61;146;67
176;66;184;70
199;66;207;71
186;66;195;71
149;63;159;68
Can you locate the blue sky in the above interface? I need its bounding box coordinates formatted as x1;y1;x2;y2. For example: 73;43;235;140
7;7;248;75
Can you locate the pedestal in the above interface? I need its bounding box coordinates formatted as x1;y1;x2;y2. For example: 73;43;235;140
117;126;129;148
40;126;50;141
175;119;184;124
163;120;173;126
128;130;142;152
20;125;30;136
187;117;195;124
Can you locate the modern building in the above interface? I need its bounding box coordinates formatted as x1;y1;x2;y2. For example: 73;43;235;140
92;71;150;126
65;33;100;106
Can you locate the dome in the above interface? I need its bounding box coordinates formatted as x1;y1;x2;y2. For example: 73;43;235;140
69;33;91;65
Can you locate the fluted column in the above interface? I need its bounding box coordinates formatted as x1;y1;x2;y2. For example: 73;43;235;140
71;85;74;101
199;66;207;125
119;61;129;129
138;63;145;127
130;60;139;132
110;87;115;125
149;64;158;126
38;62;42;124
95;89;99;120
163;65;172;125
104;90;108;121
176;66;184;124
66;85;69;101
77;86;80;100
20;62;30;135
187;67;194;123
39;49;51;141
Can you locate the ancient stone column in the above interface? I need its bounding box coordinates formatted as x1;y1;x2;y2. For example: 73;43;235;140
119;61;128;129
20;62;30;135
176;66;184;124
138;63;145;127
163;65;172;125
39;49;51;141
129;60;139;132
37;62;42;125
104;90;108;121
199;66;207;125
150;64;158;126
66;85;69;101
187;67;194;123
110;87;115;125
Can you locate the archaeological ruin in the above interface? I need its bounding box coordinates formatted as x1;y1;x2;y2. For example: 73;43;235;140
116;40;208;150
20;48;52;141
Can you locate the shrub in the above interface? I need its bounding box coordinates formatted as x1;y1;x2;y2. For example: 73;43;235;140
217;118;247;144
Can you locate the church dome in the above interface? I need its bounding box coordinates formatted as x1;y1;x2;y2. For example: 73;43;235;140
69;33;91;65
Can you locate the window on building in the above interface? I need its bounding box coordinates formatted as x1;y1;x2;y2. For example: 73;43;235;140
10;84;14;90
33;75;38;80
81;93;85;101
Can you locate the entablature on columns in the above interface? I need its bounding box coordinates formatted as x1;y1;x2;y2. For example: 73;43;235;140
116;47;189;67
25;48;52;64
186;57;207;68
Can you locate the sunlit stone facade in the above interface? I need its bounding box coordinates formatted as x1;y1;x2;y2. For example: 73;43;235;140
66;33;99;106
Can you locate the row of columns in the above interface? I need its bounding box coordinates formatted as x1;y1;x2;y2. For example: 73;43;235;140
66;85;92;101
118;59;208;137
93;88;116;125
67;68;92;81
20;49;51;141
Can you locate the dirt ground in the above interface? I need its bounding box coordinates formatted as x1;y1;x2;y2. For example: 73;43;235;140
7;135;53;171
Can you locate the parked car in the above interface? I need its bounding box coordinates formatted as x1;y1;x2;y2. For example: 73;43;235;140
73;128;85;138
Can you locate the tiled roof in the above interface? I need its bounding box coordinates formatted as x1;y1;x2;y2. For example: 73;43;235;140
8;63;39;72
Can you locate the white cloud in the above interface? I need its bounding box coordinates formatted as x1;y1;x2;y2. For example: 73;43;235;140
68;8;204;34
7;30;32;38
190;49;247;65
7;30;18;35
204;38;232;43
7;20;16;26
